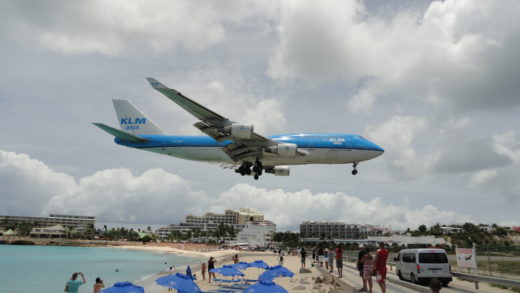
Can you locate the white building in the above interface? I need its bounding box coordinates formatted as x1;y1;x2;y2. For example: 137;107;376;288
30;224;66;238
235;221;276;247
368;234;450;247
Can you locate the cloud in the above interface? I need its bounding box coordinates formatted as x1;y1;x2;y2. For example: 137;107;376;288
269;0;520;113
0;149;470;230
365;115;427;177
1;0;275;56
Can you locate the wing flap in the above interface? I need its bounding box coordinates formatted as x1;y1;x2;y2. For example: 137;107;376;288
93;123;150;143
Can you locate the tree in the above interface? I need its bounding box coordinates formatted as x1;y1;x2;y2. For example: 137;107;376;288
418;225;427;233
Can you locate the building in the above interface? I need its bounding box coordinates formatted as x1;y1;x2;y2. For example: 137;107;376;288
367;234;450;247
30;224;66;238
0;214;95;233
235;221;276;247
156;208;266;240
300;221;370;240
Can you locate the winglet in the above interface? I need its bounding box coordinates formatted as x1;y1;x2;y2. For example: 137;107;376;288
146;77;168;90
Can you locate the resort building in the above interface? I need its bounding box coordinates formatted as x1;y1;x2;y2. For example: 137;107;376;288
0;214;95;233
299;221;370;240
156;208;270;240
30;224;66;238
235;221;276;247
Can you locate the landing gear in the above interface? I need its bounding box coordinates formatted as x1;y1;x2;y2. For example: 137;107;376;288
235;159;263;180
351;162;358;175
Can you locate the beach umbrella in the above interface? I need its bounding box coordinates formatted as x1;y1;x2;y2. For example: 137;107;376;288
186;265;193;279
99;282;145;293
248;260;268;269
233;262;251;270
258;266;294;281
155;273;202;293
242;280;288;293
209;265;245;277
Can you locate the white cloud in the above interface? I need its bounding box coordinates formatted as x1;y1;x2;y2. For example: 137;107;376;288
365;115;427;177
269;0;520;113
493;131;520;163
0;149;469;230
467;169;498;188
2;0;276;56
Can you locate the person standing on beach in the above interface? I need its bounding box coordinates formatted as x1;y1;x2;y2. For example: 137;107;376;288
208;257;216;283
362;248;374;293
300;247;306;268
373;242;389;293
328;248;335;273
93;277;104;293
201;262;207;281
357;244;367;292
335;244;344;278
323;248;330;271
65;272;86;293
317;246;324;267
232;254;239;264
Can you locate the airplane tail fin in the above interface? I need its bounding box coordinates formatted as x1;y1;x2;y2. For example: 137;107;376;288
112;99;165;135
93;123;150;143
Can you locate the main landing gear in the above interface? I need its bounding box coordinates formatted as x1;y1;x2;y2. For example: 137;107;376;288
352;162;358;175
235;159;263;180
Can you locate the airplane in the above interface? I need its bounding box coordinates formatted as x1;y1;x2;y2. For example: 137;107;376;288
93;78;384;180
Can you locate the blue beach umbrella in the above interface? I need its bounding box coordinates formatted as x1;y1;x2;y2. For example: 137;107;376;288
248;260;268;269
99;282;145;293
233;262;251;270
242;280;288;293
186;265;193;279
156;273;202;293
258;265;294;281
210;265;245;277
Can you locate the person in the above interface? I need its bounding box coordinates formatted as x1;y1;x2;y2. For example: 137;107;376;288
300;247;307;268
93;277;104;293
335;244;343;278
328;248;335;273
373;242;389;293
429;278;442;293
278;253;284;266
232;254;239;264
317;246;324;267
65;272;86;293
208;257;216;283
323;248;330;271
201;262;207;281
357;244;367;292
362;248;374;293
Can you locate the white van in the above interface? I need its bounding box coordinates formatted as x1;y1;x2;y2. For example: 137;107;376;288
394;248;452;286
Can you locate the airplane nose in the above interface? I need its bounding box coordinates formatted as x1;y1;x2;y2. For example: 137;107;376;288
371;142;384;155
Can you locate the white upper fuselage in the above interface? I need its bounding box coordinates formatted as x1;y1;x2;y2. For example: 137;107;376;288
115;133;384;166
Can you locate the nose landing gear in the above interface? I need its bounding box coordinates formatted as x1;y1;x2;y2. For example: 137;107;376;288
352;162;358;175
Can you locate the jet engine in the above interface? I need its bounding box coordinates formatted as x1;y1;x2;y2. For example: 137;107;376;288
269;143;297;157
230;124;253;139
273;166;290;176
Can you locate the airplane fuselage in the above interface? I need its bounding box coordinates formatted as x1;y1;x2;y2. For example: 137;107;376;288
115;133;384;166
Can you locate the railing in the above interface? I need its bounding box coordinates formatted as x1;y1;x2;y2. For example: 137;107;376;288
342;256;520;289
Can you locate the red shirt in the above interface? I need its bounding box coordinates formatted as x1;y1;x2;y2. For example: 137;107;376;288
335;248;343;260
375;248;388;270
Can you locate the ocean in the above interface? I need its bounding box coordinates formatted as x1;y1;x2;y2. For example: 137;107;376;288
0;245;201;293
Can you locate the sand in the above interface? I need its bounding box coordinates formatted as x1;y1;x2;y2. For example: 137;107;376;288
153;252;341;293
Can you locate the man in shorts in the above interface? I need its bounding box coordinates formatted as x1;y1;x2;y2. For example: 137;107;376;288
373;242;389;293
335;244;343;278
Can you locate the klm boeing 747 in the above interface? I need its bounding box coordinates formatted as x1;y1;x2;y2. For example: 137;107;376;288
93;78;384;180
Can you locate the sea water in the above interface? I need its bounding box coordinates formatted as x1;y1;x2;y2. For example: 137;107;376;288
0;245;201;293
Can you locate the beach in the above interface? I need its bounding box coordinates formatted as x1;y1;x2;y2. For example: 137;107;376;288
125;244;343;293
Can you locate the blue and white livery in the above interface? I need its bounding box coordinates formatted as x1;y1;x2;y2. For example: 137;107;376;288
93;78;384;180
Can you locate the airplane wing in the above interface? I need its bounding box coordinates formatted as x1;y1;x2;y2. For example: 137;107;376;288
146;77;299;162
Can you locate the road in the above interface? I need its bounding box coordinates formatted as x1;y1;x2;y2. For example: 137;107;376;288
323;260;513;293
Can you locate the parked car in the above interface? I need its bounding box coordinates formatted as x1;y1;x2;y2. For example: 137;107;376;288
394;248;452;286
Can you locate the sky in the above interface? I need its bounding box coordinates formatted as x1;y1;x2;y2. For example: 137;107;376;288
1;0;520;231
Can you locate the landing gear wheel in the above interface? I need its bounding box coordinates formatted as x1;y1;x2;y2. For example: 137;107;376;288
351;162;359;175
254;175;259;180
